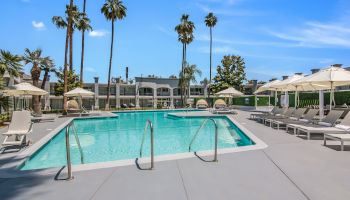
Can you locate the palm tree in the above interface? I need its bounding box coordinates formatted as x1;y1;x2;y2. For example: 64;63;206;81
175;14;195;106
22;48;47;115
0;50;22;78
101;0;127;110
40;57;56;89
205;12;217;101
52;0;76;114
182;63;202;99
78;0;92;83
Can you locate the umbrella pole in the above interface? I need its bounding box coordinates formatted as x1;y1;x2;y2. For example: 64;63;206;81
330;82;333;111
254;95;257;110
294;91;297;108
274;90;277;107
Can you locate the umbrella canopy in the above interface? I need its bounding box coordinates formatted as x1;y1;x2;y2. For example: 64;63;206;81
292;66;350;111
64;87;94;97
215;87;243;97
254;80;281;94
292;66;350;88
2;82;48;96
196;99;208;106
214;99;226;107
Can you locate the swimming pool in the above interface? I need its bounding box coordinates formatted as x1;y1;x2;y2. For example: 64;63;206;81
20;110;255;170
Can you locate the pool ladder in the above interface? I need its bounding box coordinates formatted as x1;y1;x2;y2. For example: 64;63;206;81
65;121;85;180
138;119;154;169
188;118;218;162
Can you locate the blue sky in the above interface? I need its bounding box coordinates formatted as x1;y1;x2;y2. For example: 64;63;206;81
1;0;350;83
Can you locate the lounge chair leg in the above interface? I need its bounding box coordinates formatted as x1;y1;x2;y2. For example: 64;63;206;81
323;136;326;146
341;141;344;151
307;132;310;140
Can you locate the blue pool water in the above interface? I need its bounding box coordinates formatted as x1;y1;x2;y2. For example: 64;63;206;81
20;110;254;170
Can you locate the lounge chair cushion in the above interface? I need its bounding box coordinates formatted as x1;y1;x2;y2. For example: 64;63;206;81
335;125;350;131
318;122;332;127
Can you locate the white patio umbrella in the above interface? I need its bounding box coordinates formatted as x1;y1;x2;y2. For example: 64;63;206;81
215;87;243;105
2;83;48;110
215;87;244;97
64;87;94;110
65;87;94;97
292;66;350;111
254;80;281;106
270;75;304;108
2;82;48;96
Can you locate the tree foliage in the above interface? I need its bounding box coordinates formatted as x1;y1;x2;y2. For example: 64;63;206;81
54;68;81;96
179;63;201;98
0;50;22;77
211;55;246;93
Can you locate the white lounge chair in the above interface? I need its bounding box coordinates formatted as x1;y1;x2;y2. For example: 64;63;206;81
324;133;350;151
294;110;344;140
2;110;33;147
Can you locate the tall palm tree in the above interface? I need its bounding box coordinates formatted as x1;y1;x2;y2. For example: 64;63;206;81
175;14;195;106
22;48;46;115
205;12;217;101
101;0;127;110
0;50;22;78
78;0;92;83
52;0;76;114
40;57;56;89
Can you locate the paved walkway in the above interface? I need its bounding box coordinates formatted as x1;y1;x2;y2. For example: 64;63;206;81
0;110;349;200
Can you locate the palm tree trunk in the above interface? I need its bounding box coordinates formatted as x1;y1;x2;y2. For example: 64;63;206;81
41;70;48;89
31;64;41;115
180;44;185;107
183;43;187;106
69;26;73;72
106;18;115;110
208;27;212;102
63;0;74;114
80;0;87;83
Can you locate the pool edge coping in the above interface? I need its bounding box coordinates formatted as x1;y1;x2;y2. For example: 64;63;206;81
0;111;267;178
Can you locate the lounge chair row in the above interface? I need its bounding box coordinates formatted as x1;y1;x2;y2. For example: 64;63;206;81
250;107;350;151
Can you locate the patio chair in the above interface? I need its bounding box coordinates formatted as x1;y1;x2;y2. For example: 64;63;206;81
212;107;237;115
254;107;285;123
250;107;277;119
286;109;319;134
264;108;295;126
270;108;307;130
321;113;350;150
295;110;344;140
2;110;33;147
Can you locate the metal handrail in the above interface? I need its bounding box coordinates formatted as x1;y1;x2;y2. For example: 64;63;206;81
139;119;154;169
188;118;218;162
71;122;84;164
65;121;85;180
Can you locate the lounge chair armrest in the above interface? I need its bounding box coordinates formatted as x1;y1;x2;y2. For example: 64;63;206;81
29;122;34;133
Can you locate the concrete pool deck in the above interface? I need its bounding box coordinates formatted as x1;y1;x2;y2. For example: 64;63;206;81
0;110;350;200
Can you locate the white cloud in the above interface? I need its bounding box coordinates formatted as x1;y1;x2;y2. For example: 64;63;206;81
157;26;176;37
198;46;239;54
197;0;242;6
89;30;109;37
32;21;45;30
85;67;96;73
267;21;350;48
195;3;260;16
196;34;299;48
